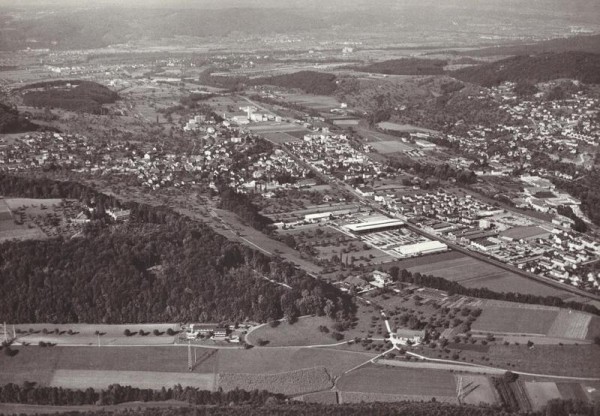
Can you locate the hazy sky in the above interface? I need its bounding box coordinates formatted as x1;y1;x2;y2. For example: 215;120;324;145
2;0;599;22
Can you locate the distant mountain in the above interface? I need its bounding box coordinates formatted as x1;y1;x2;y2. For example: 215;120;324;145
0;102;38;133
461;34;600;57
450;52;600;86
0;8;329;50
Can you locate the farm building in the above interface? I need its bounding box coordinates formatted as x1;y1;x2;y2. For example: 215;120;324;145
396;329;425;345
344;217;405;235
397;240;448;256
186;323;227;339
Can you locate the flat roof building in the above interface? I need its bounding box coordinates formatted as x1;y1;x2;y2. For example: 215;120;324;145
397;240;448;256
344;218;405;234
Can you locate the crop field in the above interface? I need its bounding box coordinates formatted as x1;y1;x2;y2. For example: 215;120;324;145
298;391;339;404
278;93;340;111
452;344;600;378
471;305;559;336
547;310;592;339
500;226;549;240
0;346;216;386
217;348;374;378
14;323;180;346
261;131;302;144
400;251;568;297
370;140;415;154
585;316;600;341
246;316;342;347
51;370;215;390
556;383;589;402
0;219;46;242
456;375;497;406
246;122;306;134
377;122;438;134
337;365;456;400
523;382;562;411
218;367;332;396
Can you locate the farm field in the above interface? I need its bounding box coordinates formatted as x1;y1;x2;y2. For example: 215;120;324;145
500;225;550;240
217;347;375;378
457;375;498;406
451;344;600;378
556;382;590;402
471;302;594;340
277;93;340;111
0;219;46;242
370;140;414;154
218;367;332;396
377;122;438;134
14;323;181;346
0;346;216;386
246;316;343;347
298;391;339;404
585;316;600;341
396;251;571;298
523;382;562;411
471;305;559;336
547;310;592;339
51;370;215;390
261;131;302;144
336;365;457;401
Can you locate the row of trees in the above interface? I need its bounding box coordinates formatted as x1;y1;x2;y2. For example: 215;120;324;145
0;382;283;406
388;267;599;316
9;401;591;416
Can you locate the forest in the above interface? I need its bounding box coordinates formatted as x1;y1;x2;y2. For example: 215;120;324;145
0;174;354;324
217;188;274;233
351;58;447;76
0;383;283;407
388;267;599;315
451;52;600;86
553;168;600;227
0;102;39;133
21;81;120;114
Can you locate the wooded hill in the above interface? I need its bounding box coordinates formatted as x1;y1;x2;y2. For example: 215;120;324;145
460;34;600;57
20;80;120;114
0;174;355;324
350;58;447;76
250;71;338;95
0;102;38;133
450;52;600;86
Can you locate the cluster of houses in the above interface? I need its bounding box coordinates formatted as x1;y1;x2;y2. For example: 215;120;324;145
443;81;598;178
287;133;386;182
0;124;313;194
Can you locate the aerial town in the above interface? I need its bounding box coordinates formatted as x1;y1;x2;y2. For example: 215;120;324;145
0;1;599;416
